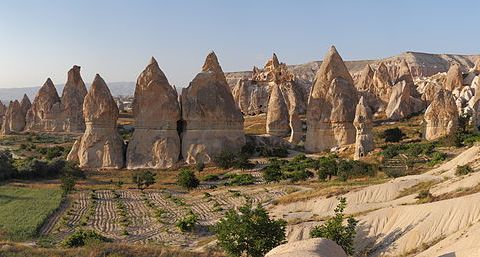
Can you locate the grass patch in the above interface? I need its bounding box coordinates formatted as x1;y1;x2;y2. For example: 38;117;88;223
0;186;63;241
396;180;439;199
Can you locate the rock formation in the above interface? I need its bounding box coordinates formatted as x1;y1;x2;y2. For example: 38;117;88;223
371;62;393;109
0;101;7;128
266;84;290;137
20;94;31;116
385;80;424;120
265;238;348;257
289;113;302;144
126;57;181;169
305;46;358;152
424;90;458;141
445;64;464;91
1;100;26;134
353;96;374;160
67;74;125;169
61;65;88;132
181;52;245;164
230;54;307;116
25;78;63;132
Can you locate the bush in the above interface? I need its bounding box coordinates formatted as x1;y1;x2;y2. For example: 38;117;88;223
337;160;353;182
262;164;283;182
428;151;446;166
176;211;197;232
383;167;406;178
0;150;16;181
46;146;66;160
226;174;256;186
317;155;338;181
381;145;401;159
382;127;405;142
258;147;289;158
131;171;156;190
201;174;220;182
62;230;111;247
195;161;205;172
213;151;254;170
214;203;286;257
60;175;76;195
177;169;199;190
455;165;474;176
310;197;358;255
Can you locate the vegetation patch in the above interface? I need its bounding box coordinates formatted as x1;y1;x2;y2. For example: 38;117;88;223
0;186;63;241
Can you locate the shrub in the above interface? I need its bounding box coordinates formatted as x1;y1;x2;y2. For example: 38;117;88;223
226;174;256;186
382;127;405;142
310;197;358;255
62;230;111;247
213;151;237;169
415;189;434;203
177;169;199;190
383;167;406;178
201;174;220;181
337;160;353;182
60;175;76;195
455;165;474;176
0;150;16;181
262;164;283;182
428;151;446;166
381;145;401;159
258;147;289;158
46;146;66;160
317;155;337;181
214;203;286;257
131;171;156;190
176;211;198;232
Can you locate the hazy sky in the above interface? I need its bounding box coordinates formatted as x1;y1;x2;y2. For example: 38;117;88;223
0;0;479;88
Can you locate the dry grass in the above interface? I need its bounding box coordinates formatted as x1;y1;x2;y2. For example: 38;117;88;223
0;241;224;257
396;180;439;199
244;114;267;135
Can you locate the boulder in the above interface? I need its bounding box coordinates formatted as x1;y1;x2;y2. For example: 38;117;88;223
126;57;181;169
67;74;125;169
385;80;424;120
1;100;25;134
445;64;464;91
354;96;374;160
181;52;245;164
424;89;458;141
266;84;290;137
305;46;357;152
265;238;348;257
25;78;63;132
61;65;87;132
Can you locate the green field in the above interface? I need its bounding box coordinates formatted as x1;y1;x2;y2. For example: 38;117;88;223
0;186;62;241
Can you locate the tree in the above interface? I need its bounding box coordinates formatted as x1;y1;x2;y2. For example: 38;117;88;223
317;155;337;180
132;171;156;190
176;210;198;232
337;160;353;182
382;127;405;142
214;203;286;257
310;197;358;255
60;175;76;195
0;150;16;181
177;169;199;190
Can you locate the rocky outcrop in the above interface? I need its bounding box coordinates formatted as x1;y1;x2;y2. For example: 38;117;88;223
230;54;307;116
0;101;7;128
305;46;358;152
67;74;125;169
445;64;464;91
265;238;348;257
385;80;424;120
354;96;374;160
181;52;245;164
126;57;181;169
424;90;458;141
266;84;289;137
20;94;31;116
61;65;87;132
1;100;26;134
25;78;63;132
289;113;302;144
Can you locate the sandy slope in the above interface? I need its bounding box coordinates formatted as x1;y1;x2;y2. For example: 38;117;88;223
273;145;480;256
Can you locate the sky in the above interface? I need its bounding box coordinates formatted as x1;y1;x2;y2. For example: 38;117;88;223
0;0;479;88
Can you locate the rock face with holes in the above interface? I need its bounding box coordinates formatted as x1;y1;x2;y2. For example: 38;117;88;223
61;65;88;132
305;46;358;152
445;64;464;91
354;96;374;160
424;89;458;141
231;54;307;116
25;78;63;132
266;83;290;137
1;100;26;134
126;57;181;169
181;52;245;164
67;74;125;169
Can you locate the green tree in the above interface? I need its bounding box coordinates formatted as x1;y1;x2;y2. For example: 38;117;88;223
214;203;286;257
382;127;405;142
317;155;337;180
177;169;199;190
310;197;358;255
132;171;156;190
60;174;76;195
176;210;198;232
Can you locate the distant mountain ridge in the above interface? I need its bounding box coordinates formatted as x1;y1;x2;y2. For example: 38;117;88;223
0;82;135;103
